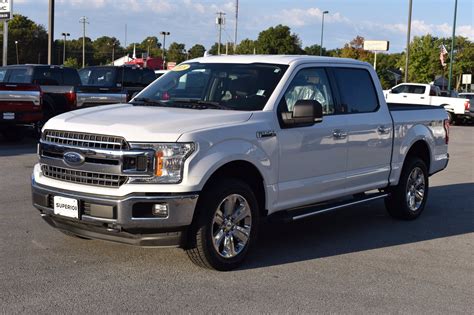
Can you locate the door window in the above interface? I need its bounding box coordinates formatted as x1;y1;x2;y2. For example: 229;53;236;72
333;68;379;113
280;68;335;115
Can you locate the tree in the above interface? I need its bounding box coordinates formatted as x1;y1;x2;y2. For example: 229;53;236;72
63;57;80;69
256;25;303;54
339;36;373;62
166;42;186;63
0;14;48;65
235;39;257;54
376;53;403;89
92;36;123;65
304;44;327;56
188;44;206;59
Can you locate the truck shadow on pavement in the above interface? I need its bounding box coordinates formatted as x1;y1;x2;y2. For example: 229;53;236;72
244;183;474;270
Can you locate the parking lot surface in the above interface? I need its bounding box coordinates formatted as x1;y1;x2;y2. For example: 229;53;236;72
1;126;473;313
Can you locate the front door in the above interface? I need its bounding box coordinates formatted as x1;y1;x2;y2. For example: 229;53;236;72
276;67;348;211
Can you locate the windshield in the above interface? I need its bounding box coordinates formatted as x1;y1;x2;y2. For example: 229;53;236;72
134;63;288;111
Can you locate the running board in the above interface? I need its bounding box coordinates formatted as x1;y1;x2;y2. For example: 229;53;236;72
271;192;389;222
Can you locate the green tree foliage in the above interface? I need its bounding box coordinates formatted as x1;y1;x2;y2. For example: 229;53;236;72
188;44;206;59
256;25;303;54
0;14;48;65
166;42;186;63
338;36;373;62
376;53;403;89
304;44;327;56
91;36;124;65
235;39;257;54
63;57;79;69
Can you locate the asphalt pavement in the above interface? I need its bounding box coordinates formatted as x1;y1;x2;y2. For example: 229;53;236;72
0;126;473;313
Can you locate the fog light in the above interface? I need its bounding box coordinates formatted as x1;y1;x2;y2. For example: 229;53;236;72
153;203;169;218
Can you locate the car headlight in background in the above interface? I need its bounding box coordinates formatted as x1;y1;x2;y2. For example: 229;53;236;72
128;143;195;184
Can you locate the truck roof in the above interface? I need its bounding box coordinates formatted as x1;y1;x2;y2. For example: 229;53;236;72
189;55;369;67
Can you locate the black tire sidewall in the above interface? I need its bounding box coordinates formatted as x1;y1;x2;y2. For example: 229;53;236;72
390;157;429;219
196;179;259;270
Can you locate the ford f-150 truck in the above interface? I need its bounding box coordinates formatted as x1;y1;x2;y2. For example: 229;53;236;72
76;66;156;108
0;65;81;140
384;83;470;124
32;56;449;270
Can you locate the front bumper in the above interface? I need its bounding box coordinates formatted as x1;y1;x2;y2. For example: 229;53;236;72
32;179;199;247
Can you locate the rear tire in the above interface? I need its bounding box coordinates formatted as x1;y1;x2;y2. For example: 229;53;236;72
185;178;259;271
447;112;457;125
385;157;429;220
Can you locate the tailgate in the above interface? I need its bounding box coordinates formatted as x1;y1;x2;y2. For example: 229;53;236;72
76;86;127;107
0;83;41;108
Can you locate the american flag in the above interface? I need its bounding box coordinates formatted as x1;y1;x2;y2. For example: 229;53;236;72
440;44;448;67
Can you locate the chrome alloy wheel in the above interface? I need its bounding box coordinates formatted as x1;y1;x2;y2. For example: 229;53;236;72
211;194;252;258
406;167;425;212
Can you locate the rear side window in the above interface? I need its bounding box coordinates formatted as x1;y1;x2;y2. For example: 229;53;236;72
79;68;116;86
123;68;141;87
408;85;426;94
63;68;81;86
0;68;6;82
333;68;379;113
33;68;63;85
142;70;156;86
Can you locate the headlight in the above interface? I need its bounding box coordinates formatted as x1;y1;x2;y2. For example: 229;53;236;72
128;143;195;184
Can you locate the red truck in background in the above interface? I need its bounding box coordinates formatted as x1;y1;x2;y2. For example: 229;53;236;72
0;65;81;141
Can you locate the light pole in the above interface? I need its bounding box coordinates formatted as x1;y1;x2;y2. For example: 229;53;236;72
160;31;170;70
447;0;458;92
108;40;117;64
320;10;329;56
79;16;89;68
61;32;70;64
14;41;19;64
404;0;413;82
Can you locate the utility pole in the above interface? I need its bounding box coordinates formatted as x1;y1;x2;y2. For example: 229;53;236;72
404;0;413;82
79;16;89;68
61;32;70;64
109;40;117;64
234;0;239;51
216;12;226;55
448;0;458;92
2;21;8;66
320;11;329;56
47;0;55;65
160;31;170;70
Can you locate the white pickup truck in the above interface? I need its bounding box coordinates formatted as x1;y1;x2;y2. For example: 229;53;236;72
384;83;471;124
32;56;449;270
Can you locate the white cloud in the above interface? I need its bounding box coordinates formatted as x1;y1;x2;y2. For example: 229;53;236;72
271;8;349;27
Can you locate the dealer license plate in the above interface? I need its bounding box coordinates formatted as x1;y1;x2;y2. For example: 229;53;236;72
53;196;79;219
3;112;15;120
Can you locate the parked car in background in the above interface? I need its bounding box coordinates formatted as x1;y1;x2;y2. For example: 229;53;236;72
76;66;156;108
0;65;81;140
33;56;449;270
459;92;474;120
154;70;169;79
384;83;470;124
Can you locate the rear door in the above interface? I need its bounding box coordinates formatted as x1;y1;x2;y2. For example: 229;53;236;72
331;67;393;193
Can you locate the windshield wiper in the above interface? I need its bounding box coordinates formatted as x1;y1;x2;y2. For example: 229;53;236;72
173;99;232;110
130;97;169;107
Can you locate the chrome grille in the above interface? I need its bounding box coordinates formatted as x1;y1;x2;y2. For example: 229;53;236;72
43;130;127;150
41;165;127;188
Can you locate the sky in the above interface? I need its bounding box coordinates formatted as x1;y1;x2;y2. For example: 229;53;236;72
11;0;474;53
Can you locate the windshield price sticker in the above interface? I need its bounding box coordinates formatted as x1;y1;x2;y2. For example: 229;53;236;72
172;64;191;72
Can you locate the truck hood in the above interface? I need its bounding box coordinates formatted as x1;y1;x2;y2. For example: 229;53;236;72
44;103;253;142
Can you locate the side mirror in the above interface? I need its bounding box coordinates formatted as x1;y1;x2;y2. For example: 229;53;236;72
282;100;323;127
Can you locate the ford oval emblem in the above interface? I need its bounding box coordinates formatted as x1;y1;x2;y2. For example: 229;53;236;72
63;151;85;166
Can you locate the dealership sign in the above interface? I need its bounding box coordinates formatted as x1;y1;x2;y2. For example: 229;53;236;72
0;0;12;20
363;40;389;51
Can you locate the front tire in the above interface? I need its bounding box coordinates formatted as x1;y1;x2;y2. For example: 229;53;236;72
186;179;259;271
385;157;429;220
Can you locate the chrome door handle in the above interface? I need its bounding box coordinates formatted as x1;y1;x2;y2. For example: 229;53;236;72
377;126;391;135
333;129;347;140
402;95;407;98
